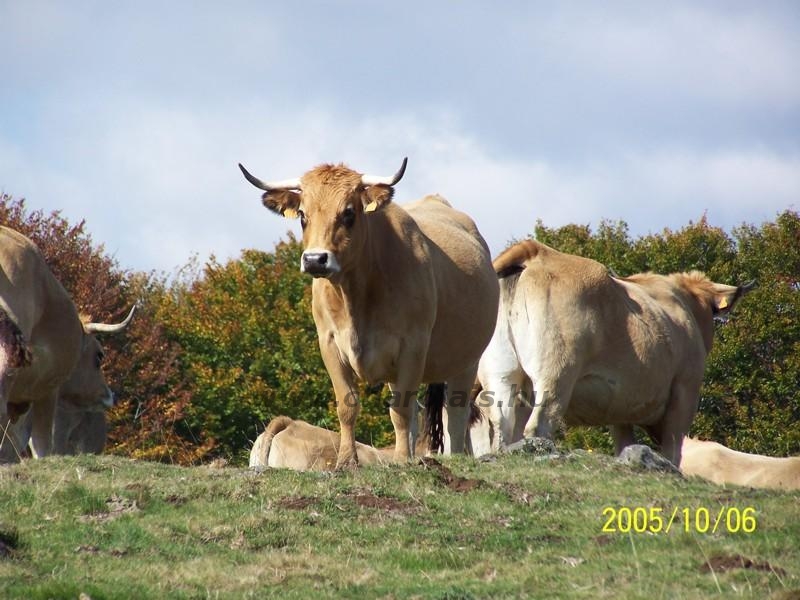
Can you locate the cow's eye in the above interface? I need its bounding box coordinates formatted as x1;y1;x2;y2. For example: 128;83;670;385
96;351;105;368
342;206;355;228
297;209;307;229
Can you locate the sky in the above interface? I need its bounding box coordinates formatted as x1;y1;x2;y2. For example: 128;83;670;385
1;1;799;275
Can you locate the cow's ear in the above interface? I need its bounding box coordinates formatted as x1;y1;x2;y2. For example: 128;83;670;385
362;184;394;213
711;281;754;314
262;191;302;219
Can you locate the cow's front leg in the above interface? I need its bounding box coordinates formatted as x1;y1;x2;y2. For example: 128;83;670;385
29;391;56;458
0;411;25;463
335;386;359;469
318;342;360;469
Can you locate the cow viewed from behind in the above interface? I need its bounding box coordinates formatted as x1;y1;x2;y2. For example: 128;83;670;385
240;158;499;468
0;225;133;462
477;239;751;466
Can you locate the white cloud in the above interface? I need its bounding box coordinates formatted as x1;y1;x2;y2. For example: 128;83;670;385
1;3;797;275
527;4;800;109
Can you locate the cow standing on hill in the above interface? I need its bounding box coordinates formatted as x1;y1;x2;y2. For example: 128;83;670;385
240;158;499;468
477;239;751;466
0;225;133;461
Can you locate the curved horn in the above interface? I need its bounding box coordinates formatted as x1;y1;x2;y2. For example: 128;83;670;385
361;157;408;187
238;163;301;191
85;305;136;335
740;279;757;293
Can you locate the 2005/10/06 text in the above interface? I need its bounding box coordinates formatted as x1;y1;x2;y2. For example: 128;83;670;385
601;506;757;534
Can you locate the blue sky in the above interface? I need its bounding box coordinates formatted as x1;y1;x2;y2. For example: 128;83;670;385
1;1;798;274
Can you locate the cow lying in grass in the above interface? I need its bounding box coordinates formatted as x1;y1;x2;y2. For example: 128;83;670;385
251;403;486;471
249;416;392;470
470;409;799;491
477;239;752;466
680;437;800;491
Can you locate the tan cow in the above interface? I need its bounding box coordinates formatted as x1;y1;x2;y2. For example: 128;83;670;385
249;416;391;470
477;240;751;466
251;402;485;471
0;225;132;462
240;158;499;468
680;437;800;491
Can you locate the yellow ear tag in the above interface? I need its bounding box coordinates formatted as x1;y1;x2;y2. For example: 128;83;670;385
283;208;299;219
718;297;729;310
364;201;378;213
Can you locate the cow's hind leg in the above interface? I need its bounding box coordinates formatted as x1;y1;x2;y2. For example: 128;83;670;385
651;379;700;466
442;362;480;454
388;380;421;461
481;370;527;452
610;425;636;456
523;374;577;441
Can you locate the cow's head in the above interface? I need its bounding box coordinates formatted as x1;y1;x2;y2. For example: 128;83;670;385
60;306;136;409
677;272;755;351
239;158;407;278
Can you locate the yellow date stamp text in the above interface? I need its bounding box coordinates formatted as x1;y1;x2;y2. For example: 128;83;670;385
601;506;757;534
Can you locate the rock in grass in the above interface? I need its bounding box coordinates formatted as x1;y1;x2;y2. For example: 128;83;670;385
616;445;681;474
506;436;560;457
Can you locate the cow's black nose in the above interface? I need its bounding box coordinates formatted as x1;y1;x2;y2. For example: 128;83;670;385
302;251;335;276
303;252;328;267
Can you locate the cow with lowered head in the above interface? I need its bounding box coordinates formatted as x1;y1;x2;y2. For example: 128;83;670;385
240;158;499;468
476;239;752;466
0;225;133;462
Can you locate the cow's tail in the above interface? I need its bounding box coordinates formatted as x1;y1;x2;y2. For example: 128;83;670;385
492;240;541;278
468;380;484;426
249;415;294;468
425;383;446;454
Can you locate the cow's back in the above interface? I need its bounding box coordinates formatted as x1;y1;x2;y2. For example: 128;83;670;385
0;226;48;335
403;195;499;380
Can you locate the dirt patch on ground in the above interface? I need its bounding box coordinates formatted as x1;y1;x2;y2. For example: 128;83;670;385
349;491;414;512
0;528;18;558
277;496;317;510
700;553;787;577
278;491;418;516
79;495;140;524
0;541;13;558
419;457;484;492
164;494;187;506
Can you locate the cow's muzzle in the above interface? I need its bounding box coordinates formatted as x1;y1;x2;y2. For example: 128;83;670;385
301;250;340;278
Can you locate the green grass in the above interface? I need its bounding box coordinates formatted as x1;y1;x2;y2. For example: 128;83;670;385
1;451;797;599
